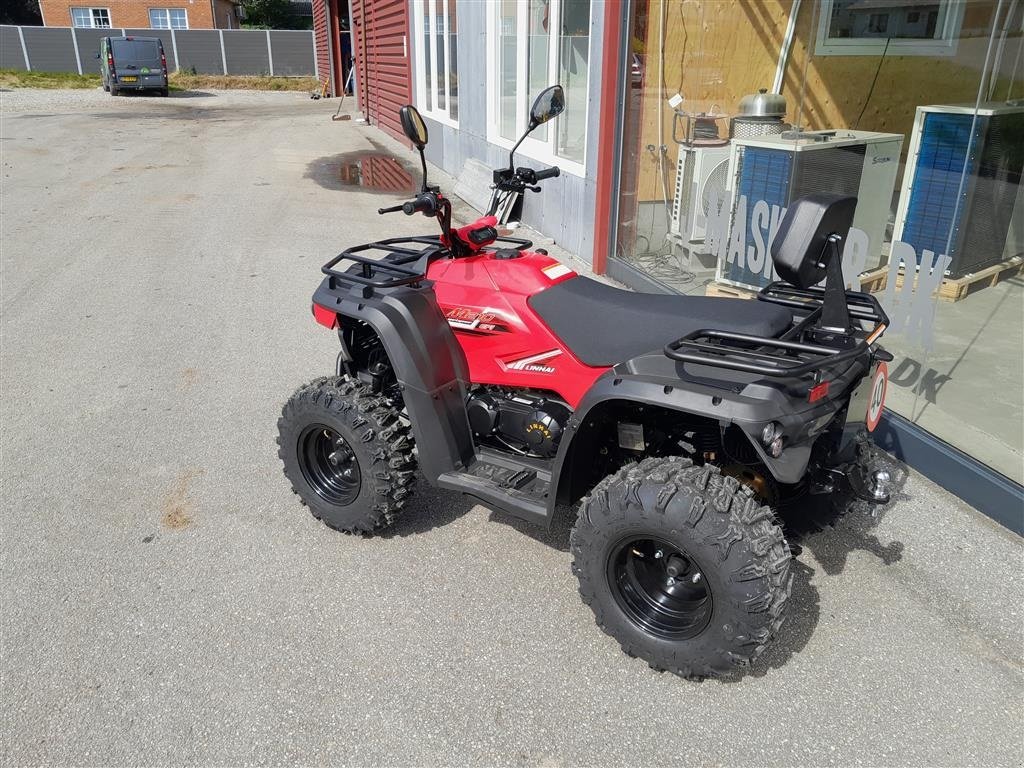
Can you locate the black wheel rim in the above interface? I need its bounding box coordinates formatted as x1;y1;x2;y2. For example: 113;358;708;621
298;424;362;506
607;535;713;641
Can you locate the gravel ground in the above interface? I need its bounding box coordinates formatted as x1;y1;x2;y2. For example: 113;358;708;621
1;88;1022;767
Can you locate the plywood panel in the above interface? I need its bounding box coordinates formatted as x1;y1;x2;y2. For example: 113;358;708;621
632;0;1012;203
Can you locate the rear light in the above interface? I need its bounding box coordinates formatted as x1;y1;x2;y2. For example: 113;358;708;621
107;53;115;75
808;380;831;403
160;51;167;75
311;303;338;329
760;422;785;458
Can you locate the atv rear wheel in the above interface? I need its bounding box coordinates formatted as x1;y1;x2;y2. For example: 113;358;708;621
278;377;415;534
571;457;792;679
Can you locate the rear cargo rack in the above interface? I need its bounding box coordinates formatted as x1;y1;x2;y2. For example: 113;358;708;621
321;234;534;291
664;282;889;377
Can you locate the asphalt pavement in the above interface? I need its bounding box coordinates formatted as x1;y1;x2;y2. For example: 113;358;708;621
1;88;1022;767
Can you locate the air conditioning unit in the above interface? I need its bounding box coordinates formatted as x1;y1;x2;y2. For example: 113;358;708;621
893;102;1024;278
669;145;731;248
717;129;904;290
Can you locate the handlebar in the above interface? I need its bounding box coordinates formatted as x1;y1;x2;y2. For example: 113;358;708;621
533;166;560;181
378;191;438;217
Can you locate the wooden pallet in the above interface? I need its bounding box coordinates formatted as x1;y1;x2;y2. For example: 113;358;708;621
704;281;756;300
859;256;1024;302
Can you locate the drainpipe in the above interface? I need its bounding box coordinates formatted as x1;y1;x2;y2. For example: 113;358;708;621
772;0;802;94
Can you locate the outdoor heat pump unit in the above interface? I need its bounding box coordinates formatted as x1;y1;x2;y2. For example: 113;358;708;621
893;102;1024;278
669;145;731;249
717;129;904;291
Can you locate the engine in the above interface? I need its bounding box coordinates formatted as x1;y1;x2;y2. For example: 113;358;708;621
466;389;572;458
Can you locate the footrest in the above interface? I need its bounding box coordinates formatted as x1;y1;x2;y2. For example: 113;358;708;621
437;450;552;525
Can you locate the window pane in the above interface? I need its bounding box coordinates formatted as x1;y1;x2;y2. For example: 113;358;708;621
71;7;91;26
526;0;550;142
421;0;432;111
433;0;445;111
93;8;109;27
828;1;944;40
557;0;589;164
497;0;517;140
170;9;187;29
149;9;168;28
446;0;457;121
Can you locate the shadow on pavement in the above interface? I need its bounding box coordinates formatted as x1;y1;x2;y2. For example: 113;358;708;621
379;480;476;538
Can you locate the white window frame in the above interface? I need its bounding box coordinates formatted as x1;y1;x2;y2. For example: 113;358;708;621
70;7;111;28
484;0;590;177
413;0;458;128
148;8;189;30
815;0;965;56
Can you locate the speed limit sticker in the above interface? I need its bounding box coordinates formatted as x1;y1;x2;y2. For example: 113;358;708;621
865;361;888;432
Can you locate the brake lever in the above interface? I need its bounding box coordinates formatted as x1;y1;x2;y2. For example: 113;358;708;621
526;185;541;193
378;204;404;214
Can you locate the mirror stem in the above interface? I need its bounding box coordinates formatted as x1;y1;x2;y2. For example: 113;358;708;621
508;122;535;171
418;148;428;192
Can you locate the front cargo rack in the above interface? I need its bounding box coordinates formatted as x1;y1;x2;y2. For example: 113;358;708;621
321;234;534;291
322;236;444;289
664;282;890;378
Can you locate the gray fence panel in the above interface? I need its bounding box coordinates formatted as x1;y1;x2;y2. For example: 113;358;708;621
173;29;223;74
0;26;26;70
222;30;269;75
21;27;78;72
267;30;314;76
73;28;108;74
121;29;177;71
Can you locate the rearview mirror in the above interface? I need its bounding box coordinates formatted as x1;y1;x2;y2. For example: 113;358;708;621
529;85;565;130
399;105;428;149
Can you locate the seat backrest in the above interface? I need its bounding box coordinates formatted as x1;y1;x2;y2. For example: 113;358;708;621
770;194;857;288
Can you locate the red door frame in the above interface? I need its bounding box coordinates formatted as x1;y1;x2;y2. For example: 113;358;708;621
591;0;627;275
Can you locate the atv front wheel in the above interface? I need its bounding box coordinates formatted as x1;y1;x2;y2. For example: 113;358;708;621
278;378;415;534
571;457;792;679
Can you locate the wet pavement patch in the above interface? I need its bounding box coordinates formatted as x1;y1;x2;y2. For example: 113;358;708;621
305;150;417;194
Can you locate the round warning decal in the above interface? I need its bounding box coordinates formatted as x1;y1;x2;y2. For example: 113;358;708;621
865;361;888;432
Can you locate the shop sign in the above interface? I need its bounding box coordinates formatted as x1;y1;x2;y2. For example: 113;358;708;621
705;191;949;352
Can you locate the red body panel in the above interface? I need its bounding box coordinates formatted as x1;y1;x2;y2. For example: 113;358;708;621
426;250;610;408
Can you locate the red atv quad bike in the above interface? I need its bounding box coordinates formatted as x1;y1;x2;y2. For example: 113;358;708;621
278;86;893;679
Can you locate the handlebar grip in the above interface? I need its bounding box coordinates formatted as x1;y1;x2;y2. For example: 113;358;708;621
378;204;404;214
534;166;560;181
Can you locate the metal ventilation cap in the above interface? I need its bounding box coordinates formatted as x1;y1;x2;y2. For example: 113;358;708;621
737;88;787;118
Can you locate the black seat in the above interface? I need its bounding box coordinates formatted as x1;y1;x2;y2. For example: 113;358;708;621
528;277;793;367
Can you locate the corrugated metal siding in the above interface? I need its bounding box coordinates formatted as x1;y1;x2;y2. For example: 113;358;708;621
353;0;410;144
269;30;316;76
222;30;270;75
174;30;223;74
21;27;77;72
0;26;26;70
312;0;331;90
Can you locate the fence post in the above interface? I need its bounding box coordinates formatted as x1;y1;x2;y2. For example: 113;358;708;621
266;29;273;76
69;27;83;75
17;26;30;70
312;29;318;79
170;28;180;72
219;29;227;75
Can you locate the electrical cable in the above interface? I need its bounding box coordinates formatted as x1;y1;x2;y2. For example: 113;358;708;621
854;37;891;129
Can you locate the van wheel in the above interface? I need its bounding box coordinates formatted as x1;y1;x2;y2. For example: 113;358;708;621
110;86;119;97
159;88;169;97
103;82;109;92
